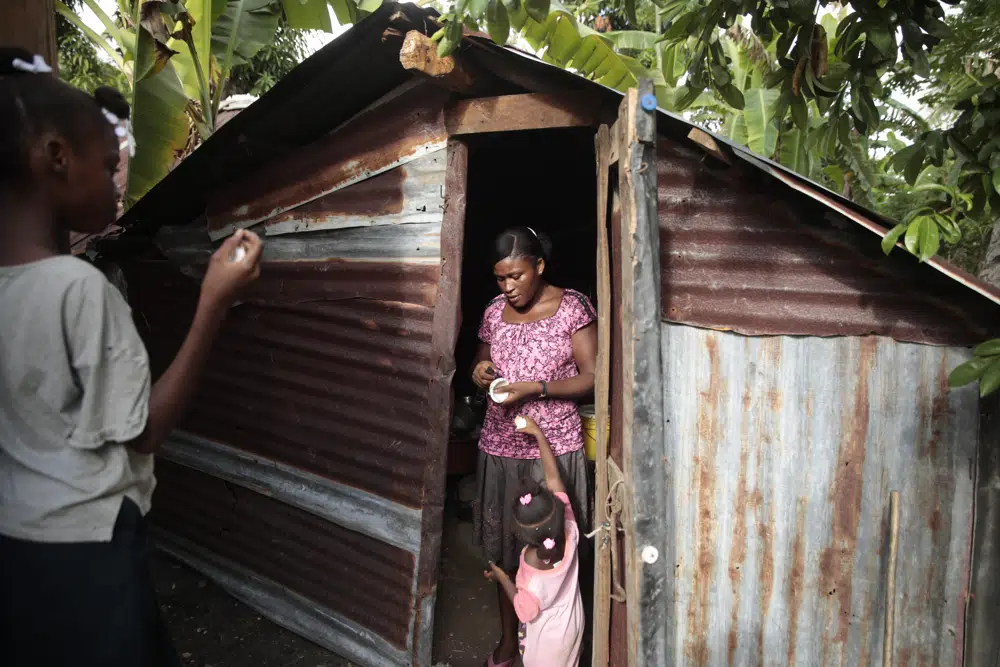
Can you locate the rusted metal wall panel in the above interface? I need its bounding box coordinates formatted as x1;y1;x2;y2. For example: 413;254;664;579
131;94;457;664
151;461;416;649
261;149;446;237
161;430;424;553
128;259;439;507
661;323;977;667
656;139;999;346
206;83;449;237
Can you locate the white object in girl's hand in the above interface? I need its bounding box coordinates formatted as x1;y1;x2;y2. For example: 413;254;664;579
489;378;510;404
514;416;527;430
231;244;247;263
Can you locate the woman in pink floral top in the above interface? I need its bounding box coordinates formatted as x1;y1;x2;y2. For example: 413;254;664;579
470;227;596;667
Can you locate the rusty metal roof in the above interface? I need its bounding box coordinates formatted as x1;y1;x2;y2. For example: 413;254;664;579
110;1;1000;310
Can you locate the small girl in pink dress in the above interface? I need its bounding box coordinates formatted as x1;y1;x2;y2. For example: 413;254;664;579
486;416;584;667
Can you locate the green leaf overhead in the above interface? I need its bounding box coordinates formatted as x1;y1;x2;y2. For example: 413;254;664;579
282;0;333;30
743;87;780;157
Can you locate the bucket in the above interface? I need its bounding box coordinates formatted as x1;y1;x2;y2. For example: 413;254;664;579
578;405;609;462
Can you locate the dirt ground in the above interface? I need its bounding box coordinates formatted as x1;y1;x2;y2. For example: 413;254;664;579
151;504;499;667
152;553;352;667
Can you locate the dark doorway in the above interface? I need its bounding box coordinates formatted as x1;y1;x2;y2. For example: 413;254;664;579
435;127;598;667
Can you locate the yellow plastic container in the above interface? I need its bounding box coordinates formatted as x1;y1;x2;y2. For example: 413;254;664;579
578;405;609;462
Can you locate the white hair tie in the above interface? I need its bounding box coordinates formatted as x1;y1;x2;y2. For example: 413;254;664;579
101;108;136;157
527;227;538;238
11;54;53;74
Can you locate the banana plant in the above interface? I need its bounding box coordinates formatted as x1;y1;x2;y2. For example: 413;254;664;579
431;0;672;105
57;0;350;208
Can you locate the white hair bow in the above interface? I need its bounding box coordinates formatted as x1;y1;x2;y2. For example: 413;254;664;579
11;54;53;74
101;108;136;157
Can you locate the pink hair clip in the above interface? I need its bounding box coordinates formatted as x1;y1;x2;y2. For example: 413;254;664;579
543;538;556;550
519;493;532;506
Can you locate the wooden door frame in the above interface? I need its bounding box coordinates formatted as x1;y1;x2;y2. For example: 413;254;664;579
592;82;670;666
416;139;469;665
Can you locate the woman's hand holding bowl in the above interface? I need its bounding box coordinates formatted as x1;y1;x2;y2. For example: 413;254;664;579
500;381;543;405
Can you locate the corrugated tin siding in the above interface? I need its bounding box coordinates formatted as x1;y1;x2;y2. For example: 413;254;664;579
129;259;439;506
151;461;415;648
656;140;998;345
206;83;448;235
124;82;454;666
661;323;977;667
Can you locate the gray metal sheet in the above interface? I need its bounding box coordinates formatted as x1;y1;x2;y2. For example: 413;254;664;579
156;221;443;266
160;430;424;554
660;323;977;667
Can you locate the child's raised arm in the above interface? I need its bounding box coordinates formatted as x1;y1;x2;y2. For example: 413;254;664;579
515;416;566;496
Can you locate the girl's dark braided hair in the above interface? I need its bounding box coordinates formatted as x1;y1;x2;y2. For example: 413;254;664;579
511;479;567;563
0;47;130;188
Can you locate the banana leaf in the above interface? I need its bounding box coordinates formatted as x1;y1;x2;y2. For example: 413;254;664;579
508;2;643;95
168;0;227;102
743;87;780;157
779;127;810;175
283;0;334;30
125;63;190;207
603;30;660;51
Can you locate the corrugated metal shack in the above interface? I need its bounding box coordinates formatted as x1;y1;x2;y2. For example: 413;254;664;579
100;4;1000;666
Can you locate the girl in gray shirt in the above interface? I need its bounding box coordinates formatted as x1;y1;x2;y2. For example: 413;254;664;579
0;47;262;667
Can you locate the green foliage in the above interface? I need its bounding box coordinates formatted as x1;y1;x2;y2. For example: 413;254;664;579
950;342;1000;397
56;3;128;93
57;0;341;207
226;20;307;96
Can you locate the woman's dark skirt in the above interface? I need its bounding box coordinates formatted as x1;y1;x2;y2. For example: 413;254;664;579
473;447;592;572
0;498;181;667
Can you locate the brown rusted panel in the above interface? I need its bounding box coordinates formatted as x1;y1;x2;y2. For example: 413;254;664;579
126;259;439;506
246;260;440;308
206;83;449;234
151;461;415;648
657;139;1000;346
259;149;446;238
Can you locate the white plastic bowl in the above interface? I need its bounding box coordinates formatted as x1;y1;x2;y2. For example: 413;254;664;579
489;378;510;404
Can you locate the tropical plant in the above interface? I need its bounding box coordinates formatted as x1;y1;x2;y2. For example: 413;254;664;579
56;0;129;93
226;18;308;96
55;0;347;207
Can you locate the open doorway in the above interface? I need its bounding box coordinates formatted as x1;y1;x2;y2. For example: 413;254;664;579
433;128;598;667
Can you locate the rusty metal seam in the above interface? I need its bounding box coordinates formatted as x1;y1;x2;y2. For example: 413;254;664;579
207;140;449;241
160;431;423;554
154;529;411;667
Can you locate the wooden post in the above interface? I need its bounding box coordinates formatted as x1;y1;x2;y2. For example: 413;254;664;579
617;79;668;666
0;0;58;72
592;123;612;667
884;491;900;667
